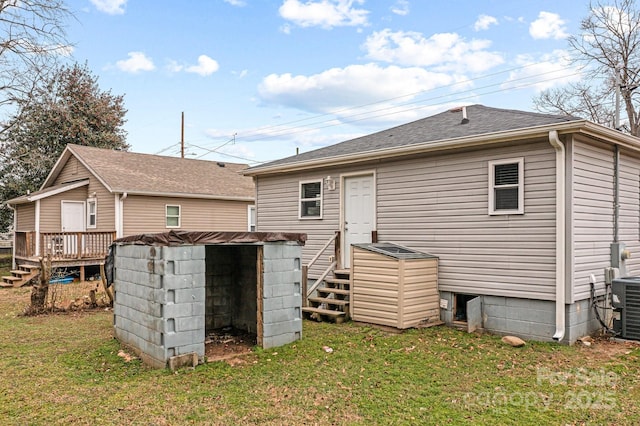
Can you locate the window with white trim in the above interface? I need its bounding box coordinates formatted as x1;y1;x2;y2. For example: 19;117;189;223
87;198;97;228
488;158;524;215
166;205;181;228
248;205;256;231
299;180;323;219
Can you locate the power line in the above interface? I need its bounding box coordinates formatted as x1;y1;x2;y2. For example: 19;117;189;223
238;61;575;140
236;65;584;143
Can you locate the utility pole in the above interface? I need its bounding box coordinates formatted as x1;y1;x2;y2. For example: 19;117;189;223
181;112;185;158
615;65;621;130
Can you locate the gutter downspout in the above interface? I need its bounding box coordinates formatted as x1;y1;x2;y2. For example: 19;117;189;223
549;131;566;341
116;192;127;238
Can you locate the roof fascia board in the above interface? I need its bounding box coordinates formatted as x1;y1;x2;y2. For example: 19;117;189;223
28;179;90;202
245;120;613;176
40;145;114;193
117;190;254;202
40;146;72;190
571;122;640;150
66;145;114;192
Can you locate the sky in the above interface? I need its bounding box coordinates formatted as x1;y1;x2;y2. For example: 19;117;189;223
63;0;593;165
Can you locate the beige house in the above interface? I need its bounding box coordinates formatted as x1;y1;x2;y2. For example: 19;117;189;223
245;105;640;343
5;144;255;285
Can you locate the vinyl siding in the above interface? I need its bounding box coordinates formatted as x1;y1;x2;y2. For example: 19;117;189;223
122;195;251;236
51;154;115;232
257;140;558;300
377;141;556;300
256;166;369;275
618;149;640;277
571;140;614;301
53;156;92;184
351;247;439;328
38;187;87;233
15;203;36;231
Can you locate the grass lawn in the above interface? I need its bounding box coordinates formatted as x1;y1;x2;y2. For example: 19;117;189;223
0;287;638;425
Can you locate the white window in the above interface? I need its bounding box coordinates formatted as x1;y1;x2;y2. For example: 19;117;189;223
248;205;256;232
87;198;97;228
299;180;323;219
488;158;524;215
166;205;181;228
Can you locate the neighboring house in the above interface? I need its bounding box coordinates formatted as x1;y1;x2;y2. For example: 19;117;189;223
5;144;255;284
245;104;640;344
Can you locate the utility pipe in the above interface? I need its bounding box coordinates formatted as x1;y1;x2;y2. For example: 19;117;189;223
116;192;128;238
614;145;620;243
548;130;566;341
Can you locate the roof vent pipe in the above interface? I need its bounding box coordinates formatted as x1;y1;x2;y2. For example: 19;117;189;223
461;106;469;124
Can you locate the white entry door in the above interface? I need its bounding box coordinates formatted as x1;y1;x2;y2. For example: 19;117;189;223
61;201;86;256
343;175;374;268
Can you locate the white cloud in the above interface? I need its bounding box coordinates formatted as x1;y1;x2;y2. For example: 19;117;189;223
90;0;127;15
474;14;498;31
258;63;463;114
362;29;504;73
166;55;220;76
185;55;220;76
233;69;249;79
224;0;246;6
279;0;369;29
502;50;581;92
280;23;292;34
391;0;409;16
529;11;568;40
116;52;155;73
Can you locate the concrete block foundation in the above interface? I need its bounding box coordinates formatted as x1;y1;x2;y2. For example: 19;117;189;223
439;291;605;344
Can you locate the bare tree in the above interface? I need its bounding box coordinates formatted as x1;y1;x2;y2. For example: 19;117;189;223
534;0;640;136
0;0;71;134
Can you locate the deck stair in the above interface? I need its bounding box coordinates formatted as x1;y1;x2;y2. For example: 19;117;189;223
303;269;351;323
1;265;40;288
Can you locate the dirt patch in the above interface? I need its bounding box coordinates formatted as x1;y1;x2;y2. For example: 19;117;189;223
576;336;640;362
204;327;256;363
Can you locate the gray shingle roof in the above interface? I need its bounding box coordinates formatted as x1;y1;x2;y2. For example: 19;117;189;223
59;144;254;199
249;105;582;171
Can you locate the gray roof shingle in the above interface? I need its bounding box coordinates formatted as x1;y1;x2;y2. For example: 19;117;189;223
249;104;582;171
60;144;254;199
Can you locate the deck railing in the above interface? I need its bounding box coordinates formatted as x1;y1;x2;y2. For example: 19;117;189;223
14;231;115;260
40;231;116;260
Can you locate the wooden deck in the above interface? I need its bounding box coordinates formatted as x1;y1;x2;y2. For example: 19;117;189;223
10;231;115;282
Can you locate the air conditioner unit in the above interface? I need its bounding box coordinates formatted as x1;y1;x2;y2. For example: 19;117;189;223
611;277;640;340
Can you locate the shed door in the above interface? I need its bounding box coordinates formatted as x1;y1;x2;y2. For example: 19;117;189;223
343;175;374;268
61;201;86;256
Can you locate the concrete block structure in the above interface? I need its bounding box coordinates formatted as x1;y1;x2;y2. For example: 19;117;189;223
111;231;305;368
